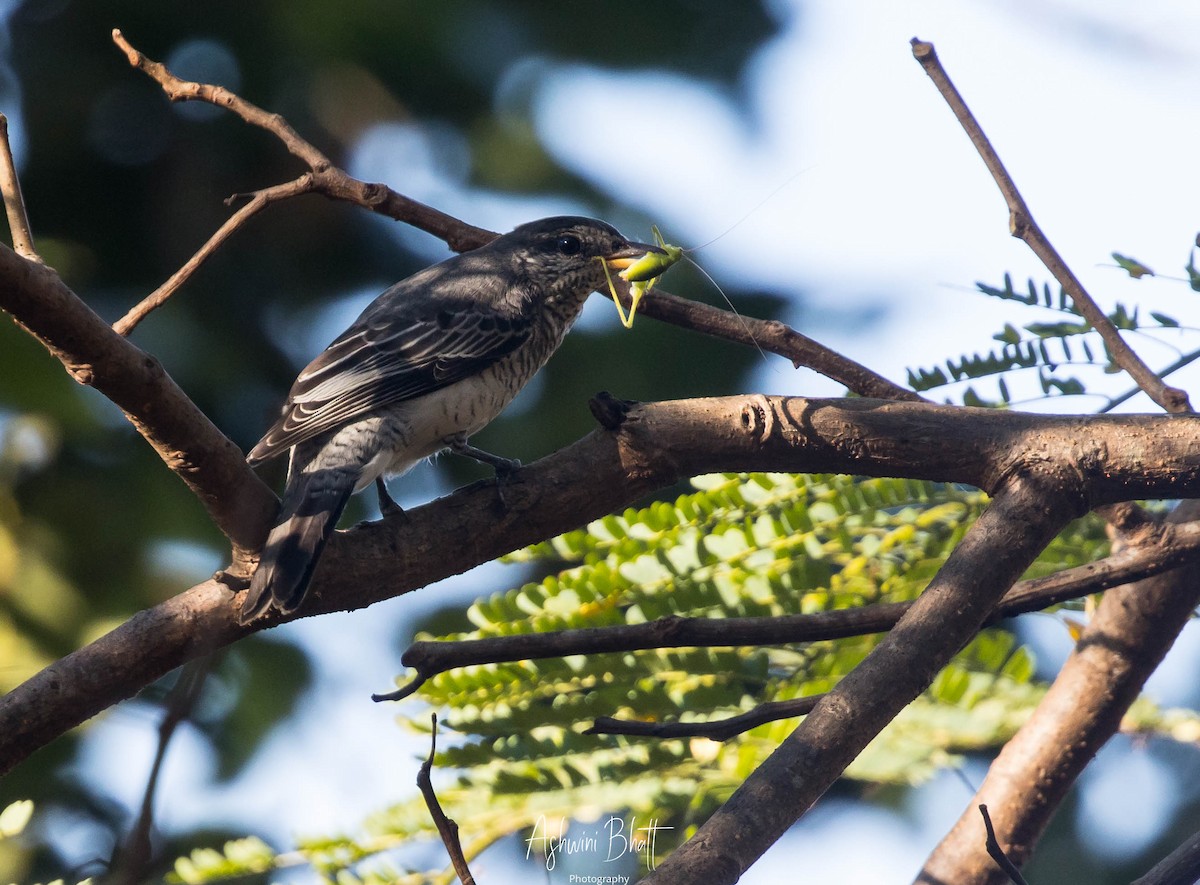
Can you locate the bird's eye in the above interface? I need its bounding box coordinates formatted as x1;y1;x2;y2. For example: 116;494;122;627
555;234;582;256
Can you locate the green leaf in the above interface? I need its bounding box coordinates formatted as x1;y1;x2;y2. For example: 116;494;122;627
1024;321;1090;338
1112;252;1154;279
1186;249;1200;292
0;799;34;838
1001;646;1036;683
992;323;1021;345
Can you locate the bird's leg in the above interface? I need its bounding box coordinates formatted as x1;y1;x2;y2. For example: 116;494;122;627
375;476;405;519
446;434;520;509
446;434;521;475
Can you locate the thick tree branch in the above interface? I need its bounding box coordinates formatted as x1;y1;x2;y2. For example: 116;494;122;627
641;474;1082;884
0;244;275;566
381;515;1200;702
909;37;1200;884
3;395;1200;775
911;37;1190;414
917;497;1200;884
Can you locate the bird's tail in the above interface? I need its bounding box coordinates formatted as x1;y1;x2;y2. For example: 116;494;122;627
239;468;354;624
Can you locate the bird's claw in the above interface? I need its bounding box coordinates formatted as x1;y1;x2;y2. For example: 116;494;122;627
214;569;252;592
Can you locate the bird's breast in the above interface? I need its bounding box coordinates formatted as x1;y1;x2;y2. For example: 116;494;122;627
374;314;574;475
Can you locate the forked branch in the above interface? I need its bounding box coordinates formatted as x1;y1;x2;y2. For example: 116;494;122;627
911;37;1190;414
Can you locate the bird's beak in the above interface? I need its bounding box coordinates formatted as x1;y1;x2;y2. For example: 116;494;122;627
604;240;667;272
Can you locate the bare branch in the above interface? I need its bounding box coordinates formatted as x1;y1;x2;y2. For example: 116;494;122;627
112;29;493;251
902;37;1200;884
110;31;914;401
641;476;1081;884
113;177;314;336
1133;824;1200;885
0;244;276;566
110;658;214;885
910;37;1191;414
0;113;39;263
418;714;477;885
588;695;826;742
637;284;923;402
377;516;1200;703
978;805;1030;885
917;498;1200;884
5;396;1200;775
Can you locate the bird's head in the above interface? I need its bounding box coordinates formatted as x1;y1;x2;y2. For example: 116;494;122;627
496;216;665;303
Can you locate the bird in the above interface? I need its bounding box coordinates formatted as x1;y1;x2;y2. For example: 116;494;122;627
238;216;661;624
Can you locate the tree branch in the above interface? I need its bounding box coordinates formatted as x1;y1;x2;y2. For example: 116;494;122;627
378;515;1200;703
112;30;914;402
0;113;39;263
978;805;1030;885
1133;824;1200;885
113;177;314;336
418;714;476;885
110;657;214;885
910;37;1191;414
917;497;1200;884
0;244;276;567
907;36;1200;884
587;695;826;742
113;28;495;259
3;395;1199;775
641;474;1082;884
635;285;922;402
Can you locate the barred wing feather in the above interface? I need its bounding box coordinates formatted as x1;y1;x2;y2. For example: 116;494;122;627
246;300;531;465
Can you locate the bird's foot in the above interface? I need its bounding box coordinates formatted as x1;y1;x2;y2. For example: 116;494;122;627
447;433;521;474
375;477;406;519
446;434;521;511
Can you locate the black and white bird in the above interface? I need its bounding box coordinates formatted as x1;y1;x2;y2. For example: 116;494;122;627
239;216;659;623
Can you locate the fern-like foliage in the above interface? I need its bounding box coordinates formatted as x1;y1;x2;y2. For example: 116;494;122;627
907;261;1196;408
167;475;1172;883
374;476;1072;866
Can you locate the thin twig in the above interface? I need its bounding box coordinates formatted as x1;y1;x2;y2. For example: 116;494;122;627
111;31;917;402
588;694;826;742
1102;346;1200;413
376;515;1198;702
112;28;330;171
111;28;491;334
978;805;1030;885
910;38;1191;414
111;657;214;884
114;178;312;336
0;113;40;263
639;285;923;402
417;714;476;885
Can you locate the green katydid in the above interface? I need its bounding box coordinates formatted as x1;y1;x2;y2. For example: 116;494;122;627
598;225;683;329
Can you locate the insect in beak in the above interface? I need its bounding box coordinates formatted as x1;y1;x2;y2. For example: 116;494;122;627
598;226;683;328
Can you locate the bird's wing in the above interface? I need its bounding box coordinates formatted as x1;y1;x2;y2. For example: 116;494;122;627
247;291;532;464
